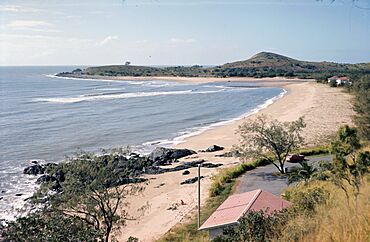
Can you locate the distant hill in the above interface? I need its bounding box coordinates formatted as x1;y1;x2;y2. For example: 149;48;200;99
58;52;370;79
215;52;370;79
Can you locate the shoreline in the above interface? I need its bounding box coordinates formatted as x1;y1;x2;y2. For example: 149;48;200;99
118;78;354;241
0;75;290;221
53;73;315;84
141;88;287;152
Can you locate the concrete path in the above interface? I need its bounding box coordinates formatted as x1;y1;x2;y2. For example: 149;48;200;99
235;155;332;196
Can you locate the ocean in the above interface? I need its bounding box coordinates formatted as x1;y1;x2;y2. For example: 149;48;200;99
0;66;285;220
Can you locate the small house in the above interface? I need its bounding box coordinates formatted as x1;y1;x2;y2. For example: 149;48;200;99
327;76;350;85
199;189;292;240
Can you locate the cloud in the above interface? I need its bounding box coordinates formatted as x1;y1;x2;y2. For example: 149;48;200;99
8;20;52;28
135;39;149;44
97;35;119;46
169;38;196;44
0;33;96;64
122;0;320;7
7;20;59;32
0;5;40;13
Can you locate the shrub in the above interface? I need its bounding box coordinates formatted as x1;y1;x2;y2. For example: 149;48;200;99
296;146;330;156
213;210;288;242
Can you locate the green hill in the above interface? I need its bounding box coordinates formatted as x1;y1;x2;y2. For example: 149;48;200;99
58;52;370;79
215;52;370;79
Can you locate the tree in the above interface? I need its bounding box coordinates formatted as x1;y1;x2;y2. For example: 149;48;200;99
288;160;318;184
34;152;147;242
328;126;369;201
353;75;370;140
1;211;103;241
331;125;361;161
236;115;306;174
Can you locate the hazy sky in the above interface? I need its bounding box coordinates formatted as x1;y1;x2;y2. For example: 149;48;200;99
0;0;369;66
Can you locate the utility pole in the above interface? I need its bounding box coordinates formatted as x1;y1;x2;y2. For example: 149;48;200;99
197;164;201;229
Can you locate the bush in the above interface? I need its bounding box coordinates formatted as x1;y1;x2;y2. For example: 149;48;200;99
209;157;270;197
283;185;329;215
1;211;103;241
296;146;330;156
213;210;288;242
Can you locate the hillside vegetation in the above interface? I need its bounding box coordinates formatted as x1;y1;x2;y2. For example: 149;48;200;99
58;52;370;79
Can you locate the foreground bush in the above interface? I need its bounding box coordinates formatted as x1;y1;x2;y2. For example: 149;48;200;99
1;211;103;241
213;210;287;242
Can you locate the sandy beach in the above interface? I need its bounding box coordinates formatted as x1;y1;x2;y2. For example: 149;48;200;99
117;78;354;241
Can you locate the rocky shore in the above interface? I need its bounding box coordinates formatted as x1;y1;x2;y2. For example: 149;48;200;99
22;146;225;198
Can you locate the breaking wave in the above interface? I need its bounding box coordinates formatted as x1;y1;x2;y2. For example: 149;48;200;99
34;89;225;104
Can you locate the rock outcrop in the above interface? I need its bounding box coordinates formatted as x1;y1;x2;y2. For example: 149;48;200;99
148;147;196;166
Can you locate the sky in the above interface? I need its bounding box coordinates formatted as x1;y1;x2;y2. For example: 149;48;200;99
0;0;369;66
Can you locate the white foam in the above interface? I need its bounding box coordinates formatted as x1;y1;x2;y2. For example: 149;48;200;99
34;89;225;104
95;87;126;91
44;74;184;87
140;89;287;149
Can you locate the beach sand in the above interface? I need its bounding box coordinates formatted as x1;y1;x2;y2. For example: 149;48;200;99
117;78;354;241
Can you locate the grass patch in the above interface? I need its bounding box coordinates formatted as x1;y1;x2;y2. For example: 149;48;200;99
295;145;330;157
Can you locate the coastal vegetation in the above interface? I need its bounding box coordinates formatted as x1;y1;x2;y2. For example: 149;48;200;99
157;147;328;242
2;149;150;242
212;126;370;242
353;75;370;140
58;52;370;79
235;115;306;174
0;147;222;241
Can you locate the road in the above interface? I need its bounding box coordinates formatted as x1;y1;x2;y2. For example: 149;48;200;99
235;155;332;195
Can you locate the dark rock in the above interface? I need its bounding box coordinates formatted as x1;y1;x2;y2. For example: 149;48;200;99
149;147;196;166
183;160;205;167
145;160;206;175
180;176;204;185
72;68;82;74
36;175;57;184
23;164;45;175
202;163;223;168
182;170;190;175
15;193;23;196
30;160;39;164
154;183;166;188
51;181;62;192
215;150;241;157
205;145;224;152
0;197;2;200
54;170;65;182
144;166;165;175
1;191;6;194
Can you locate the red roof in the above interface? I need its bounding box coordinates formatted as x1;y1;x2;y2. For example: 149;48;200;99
338;76;349;81
199;189;292;230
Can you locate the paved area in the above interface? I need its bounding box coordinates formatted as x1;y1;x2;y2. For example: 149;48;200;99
236;155;332;195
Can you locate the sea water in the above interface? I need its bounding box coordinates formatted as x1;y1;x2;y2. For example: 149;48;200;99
0;66;285;219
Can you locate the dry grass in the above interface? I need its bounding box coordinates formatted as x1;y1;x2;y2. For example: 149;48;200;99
280;178;370;242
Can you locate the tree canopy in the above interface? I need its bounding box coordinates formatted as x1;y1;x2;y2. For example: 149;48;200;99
236;115;306;174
